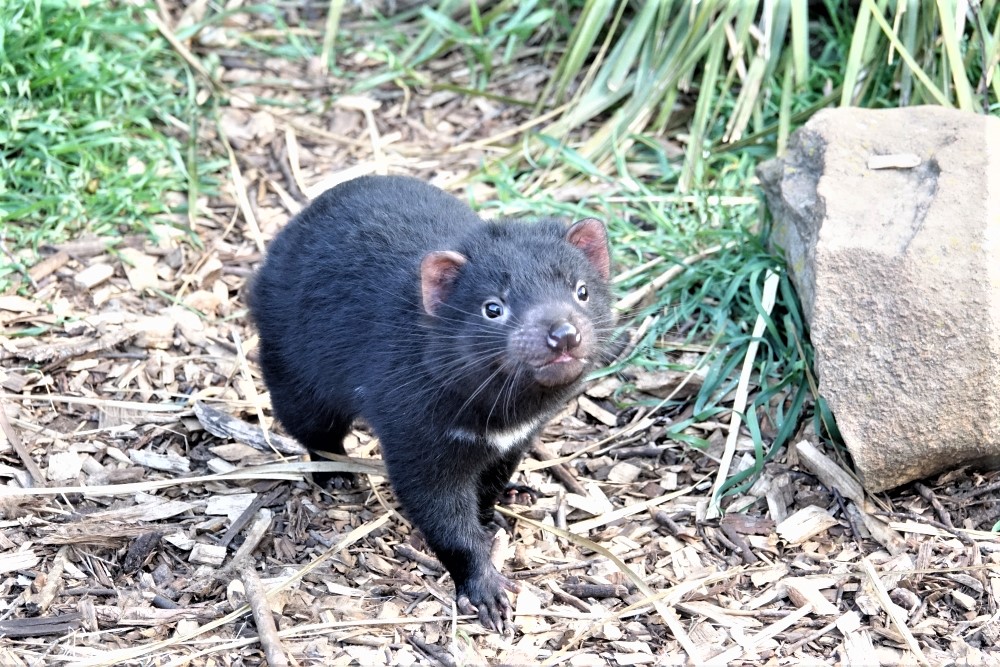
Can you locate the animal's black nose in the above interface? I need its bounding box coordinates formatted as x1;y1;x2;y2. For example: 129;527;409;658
547;321;581;352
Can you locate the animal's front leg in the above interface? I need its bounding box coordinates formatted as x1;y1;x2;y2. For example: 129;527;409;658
477;447;533;522
387;449;519;633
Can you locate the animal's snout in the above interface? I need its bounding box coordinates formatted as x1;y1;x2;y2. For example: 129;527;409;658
546;321;581;352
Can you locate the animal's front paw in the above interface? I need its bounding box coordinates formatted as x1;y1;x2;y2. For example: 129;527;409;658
311;470;357;489
456;569;520;634
498;483;538;506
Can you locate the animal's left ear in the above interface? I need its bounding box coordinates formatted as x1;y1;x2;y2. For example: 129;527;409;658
566;218;610;281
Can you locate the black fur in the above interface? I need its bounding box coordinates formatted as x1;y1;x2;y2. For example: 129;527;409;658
249;175;613;633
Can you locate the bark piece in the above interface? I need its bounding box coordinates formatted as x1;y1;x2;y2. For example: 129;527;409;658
0;614;81;638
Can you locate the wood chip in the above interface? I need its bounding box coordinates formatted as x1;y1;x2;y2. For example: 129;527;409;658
195;401;305;455
90;498;196;522
7;326;139;364
205;493;257;521
607;461;642;484
861;557;928;664
794;440;864;505
671;544;715;580
763;472;796;524
837;611;884;667
676;600;762;628
0;406;46;486
184;289;222;315
164;532;195;551
585;376;621;399
229;509;273;565
782;577;841;615
94;605;219;626
566;482;614;517
28;250;70;282
578;395;618;426
118;247;161;293
135;316;176;350
0;550;40;575
750;564;788;588
776;505;839;545
190;542;227;566
0;296;41;313
46;450;83;481
74;263;115;289
336;95;381;112
210;442;270;462
632;367;704;399
950;589;976;611
196;256;224;287
128;450;191;474
0;372;30;392
852;504;907;556
835;612;877;666
512;586;546;633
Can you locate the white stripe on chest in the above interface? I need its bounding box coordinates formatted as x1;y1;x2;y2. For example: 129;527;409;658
450;418;543;454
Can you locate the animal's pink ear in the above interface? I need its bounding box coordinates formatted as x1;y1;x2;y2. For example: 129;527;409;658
420;251;467;316
566;218;610;280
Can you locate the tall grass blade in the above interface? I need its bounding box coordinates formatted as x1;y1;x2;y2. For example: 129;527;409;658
790;0;809;85
864;0;951;106
936;0;976;110
320;0;345;74
679;32;725;191
542;0;615;106
703;4;756;139
606;0;661;92
399;0;463;66
725;56;767;142
841;0;874;105
899;0;920;105
765;0;792;83
974;1;1000;105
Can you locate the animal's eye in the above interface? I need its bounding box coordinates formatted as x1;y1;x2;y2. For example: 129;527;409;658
575;281;589;302
482;300;505;319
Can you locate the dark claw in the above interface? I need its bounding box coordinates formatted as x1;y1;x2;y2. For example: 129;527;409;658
457;595;478;617
311;471;357;489
484;510;510;532
456;571;520;634
498;483;538;506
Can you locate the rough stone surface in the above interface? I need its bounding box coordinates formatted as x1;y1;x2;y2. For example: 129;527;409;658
758;106;1000;492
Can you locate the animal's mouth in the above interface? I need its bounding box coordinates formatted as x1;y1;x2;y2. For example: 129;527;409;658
544;352;577;365
533;353;585;387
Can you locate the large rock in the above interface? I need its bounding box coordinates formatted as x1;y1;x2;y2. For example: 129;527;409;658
758;106;1000;492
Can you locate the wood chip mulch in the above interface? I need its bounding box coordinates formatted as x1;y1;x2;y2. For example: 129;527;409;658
1;5;999;665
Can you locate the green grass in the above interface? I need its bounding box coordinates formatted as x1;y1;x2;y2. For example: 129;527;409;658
0;0;224;290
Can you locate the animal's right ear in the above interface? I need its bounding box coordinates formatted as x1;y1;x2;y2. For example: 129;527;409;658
420;251;467;316
566;218;611;281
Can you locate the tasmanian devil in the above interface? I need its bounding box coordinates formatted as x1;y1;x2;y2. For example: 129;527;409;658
248;174;613;633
